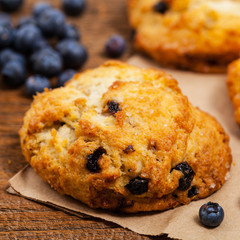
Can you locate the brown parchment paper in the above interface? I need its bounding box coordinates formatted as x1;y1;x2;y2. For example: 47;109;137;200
7;56;240;240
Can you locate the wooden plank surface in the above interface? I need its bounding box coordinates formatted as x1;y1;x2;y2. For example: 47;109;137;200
0;0;173;239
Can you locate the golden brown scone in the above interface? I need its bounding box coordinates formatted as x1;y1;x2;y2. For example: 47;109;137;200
227;58;240;125
128;0;240;73
19;61;232;212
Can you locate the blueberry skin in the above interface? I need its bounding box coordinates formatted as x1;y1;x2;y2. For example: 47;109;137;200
57;69;76;87
107;100;121;115
32;2;52;19
0;22;14;49
0;13;11;26
17;16;36;28
0;0;23;12
14;24;43;54
125;177;149;195
86;147;106;173
31;47;63;77
105;35;126;58
0;48;25;67
59;24;80;41
153;1;169;14
62;0;86;16
56;40;87;69
25;75;51;97
36;8;65;37
1;60;26;88
32;38;49;52
199;202;224;228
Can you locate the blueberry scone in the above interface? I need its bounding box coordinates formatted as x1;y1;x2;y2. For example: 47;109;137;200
128;0;240;73
19;61;232;212
227;59;240;125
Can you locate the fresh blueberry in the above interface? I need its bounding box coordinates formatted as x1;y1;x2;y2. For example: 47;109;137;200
153;1;169;14
199;202;224;228
32;2;52;19
0;13;11;26
32;38;49;52
0;48;25;67
31;47;63;77
36;8;65;37
17;16;36;28
56;39;87;69
1;60;26;87
62;0;86;16
0;0;23;12
57;69;76;87
125;177;149;195
25;75;51;96
0;22;14;49
86;147;106;173
59;24;80;41
105;35;126;58
14;24;43;54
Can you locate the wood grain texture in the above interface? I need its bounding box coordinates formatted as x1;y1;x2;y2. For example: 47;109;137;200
0;0;174;239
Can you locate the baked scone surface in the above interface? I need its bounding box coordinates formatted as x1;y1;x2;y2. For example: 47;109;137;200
128;0;240;72
19;61;232;212
227;59;240;125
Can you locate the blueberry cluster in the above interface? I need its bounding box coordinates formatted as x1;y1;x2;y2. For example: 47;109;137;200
0;1;87;97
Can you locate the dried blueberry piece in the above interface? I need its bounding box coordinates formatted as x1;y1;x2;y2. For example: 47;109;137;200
199;202;224;228
107;100;121;115
123;145;135;154
86;147;106;173
117;198;134;209
173;162;195;190
125;177;148;195
187;186;198;198
153;1;169;14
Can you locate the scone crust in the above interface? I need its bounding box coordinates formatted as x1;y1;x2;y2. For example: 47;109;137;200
128;0;240;73
19;61;232;212
227;59;240;125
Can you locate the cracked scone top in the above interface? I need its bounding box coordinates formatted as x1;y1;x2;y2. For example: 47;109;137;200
128;0;240;72
19;61;232;212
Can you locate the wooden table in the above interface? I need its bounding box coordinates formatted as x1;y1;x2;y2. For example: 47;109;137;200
0;0;172;239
